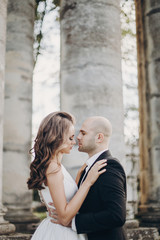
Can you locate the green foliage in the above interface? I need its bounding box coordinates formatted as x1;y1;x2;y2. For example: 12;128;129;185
34;0;135;63
34;0;60;62
121;0;136;39
34;211;47;220
53;0;60;7
121;0;139;144
33;189;40;201
122;28;136;37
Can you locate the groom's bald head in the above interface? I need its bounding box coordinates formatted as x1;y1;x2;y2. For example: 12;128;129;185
84;116;112;138
77;116;112;156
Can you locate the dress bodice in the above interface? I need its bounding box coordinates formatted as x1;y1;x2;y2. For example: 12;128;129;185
40;165;78;208
32;165;87;240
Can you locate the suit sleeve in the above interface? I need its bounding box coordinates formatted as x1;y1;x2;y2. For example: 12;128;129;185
75;166;126;234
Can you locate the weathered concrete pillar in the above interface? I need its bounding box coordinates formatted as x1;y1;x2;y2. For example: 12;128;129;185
3;0;39;232
60;0;125;175
135;0;160;231
0;0;15;235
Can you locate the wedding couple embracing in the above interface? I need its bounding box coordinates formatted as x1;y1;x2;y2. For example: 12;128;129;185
27;111;127;240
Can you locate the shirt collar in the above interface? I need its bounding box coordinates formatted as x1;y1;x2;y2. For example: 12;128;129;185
86;149;108;169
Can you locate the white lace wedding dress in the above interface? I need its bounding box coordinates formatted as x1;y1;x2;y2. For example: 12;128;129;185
31;165;87;240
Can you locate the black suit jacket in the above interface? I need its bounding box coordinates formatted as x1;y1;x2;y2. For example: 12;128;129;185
75;150;127;240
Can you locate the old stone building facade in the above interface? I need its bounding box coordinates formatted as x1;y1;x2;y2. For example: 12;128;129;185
0;0;160;239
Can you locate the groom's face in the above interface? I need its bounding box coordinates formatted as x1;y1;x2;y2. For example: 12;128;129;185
77;120;97;154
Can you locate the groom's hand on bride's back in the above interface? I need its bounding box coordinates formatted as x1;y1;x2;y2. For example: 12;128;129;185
48;203;71;227
47;202;58;221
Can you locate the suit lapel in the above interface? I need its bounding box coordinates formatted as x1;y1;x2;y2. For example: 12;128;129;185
80;150;112;185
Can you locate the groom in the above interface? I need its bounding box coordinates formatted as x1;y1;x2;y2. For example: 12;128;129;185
51;116;127;240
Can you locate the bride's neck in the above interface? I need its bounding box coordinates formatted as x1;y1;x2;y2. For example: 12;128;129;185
51;152;63;164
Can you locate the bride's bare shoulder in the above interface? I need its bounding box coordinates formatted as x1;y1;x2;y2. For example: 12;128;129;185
46;161;61;176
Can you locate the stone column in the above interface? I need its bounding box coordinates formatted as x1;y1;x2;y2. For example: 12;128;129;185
0;0;15;235
3;0;39;232
135;0;160;231
60;0;125;176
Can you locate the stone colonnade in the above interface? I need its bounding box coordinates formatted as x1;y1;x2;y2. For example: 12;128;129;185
0;0;39;233
60;0;126;175
135;0;160;231
0;0;160;236
0;0;15;234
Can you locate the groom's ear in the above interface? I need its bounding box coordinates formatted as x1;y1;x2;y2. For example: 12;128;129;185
96;133;104;143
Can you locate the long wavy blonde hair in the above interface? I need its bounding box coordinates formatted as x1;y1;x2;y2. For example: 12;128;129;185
27;111;75;190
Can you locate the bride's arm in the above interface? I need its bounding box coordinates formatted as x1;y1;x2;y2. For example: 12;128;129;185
47;160;107;226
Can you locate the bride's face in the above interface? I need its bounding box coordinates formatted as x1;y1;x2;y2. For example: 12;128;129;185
61;124;76;154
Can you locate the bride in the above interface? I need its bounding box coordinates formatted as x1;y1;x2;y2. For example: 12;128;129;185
27;111;107;240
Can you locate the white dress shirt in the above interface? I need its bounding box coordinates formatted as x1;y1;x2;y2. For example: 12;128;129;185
72;149;108;232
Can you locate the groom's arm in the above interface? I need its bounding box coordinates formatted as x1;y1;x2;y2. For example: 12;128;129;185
75;166;126;234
